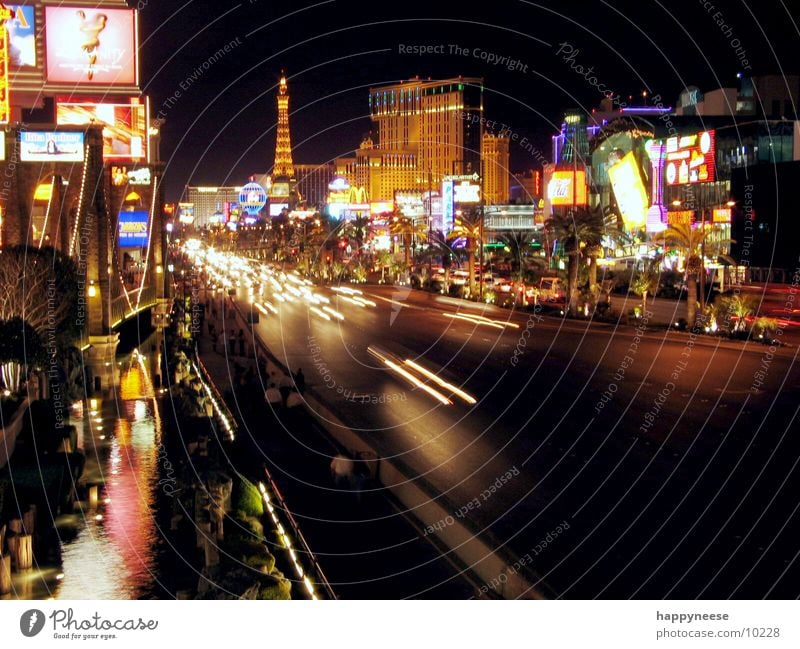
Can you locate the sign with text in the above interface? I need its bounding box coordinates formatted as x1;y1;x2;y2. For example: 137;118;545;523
20;131;84;161
547;169;587;206
665;130;716;185
118;210;149;247
45;7;137;85
8;5;35;68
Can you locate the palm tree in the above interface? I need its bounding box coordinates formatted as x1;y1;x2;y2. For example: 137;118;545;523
662;223;733;328
425;232;464;292
629;265;660;310
545;205;606;315
447;208;483;293
342;215;371;256
496;231;532;278
376;250;393;283
389;214;427;266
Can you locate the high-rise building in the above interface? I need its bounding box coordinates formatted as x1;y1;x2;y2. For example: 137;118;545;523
366;77;483;193
293;163;334;208
184;186;241;227
482;134;510;205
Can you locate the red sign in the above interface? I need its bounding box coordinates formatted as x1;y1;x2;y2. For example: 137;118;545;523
665;130;716;185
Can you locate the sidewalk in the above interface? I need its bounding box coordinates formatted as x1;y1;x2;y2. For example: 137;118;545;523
195;293;474;599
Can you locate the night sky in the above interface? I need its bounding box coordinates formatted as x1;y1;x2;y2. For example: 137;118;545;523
137;0;799;201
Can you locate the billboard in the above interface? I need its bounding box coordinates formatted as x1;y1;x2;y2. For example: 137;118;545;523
45;7;137;85
667;210;694;226
238;182;267;216
7;5;36;68
712;208;731;223
20;131;84;162
269;203;288;217
57;99;147;160
118;211;149;247
547;169;588;206
665;130;716;185
442;180;454;233
608;152;649;230
453;180;480;203
178;203;195;224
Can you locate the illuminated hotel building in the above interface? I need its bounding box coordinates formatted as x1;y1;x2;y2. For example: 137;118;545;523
482;133;510;205
293;163;334;208
184;186;241;228
361;77;484;200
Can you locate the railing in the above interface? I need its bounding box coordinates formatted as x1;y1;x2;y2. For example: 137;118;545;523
111;285;158;327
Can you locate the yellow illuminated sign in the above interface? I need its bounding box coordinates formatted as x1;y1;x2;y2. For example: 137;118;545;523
608;152;648;229
0;4;13;125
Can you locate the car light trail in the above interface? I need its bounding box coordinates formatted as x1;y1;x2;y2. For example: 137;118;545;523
443;312;519;329
322;306;345;321
310;306;331;321
403;359;476;404
368;346;452;405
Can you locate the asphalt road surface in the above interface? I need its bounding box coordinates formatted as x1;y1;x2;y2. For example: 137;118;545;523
234;278;800;599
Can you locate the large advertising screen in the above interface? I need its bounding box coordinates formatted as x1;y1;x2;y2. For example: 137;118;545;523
57;99;147;160
547;169;588;206
118;211;149;248
20;131;84;162
7;5;36;68
665;130;716;185
608;152;649;230
45;7;137;85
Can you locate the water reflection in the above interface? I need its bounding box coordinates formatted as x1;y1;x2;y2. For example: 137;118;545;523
49;353;163;599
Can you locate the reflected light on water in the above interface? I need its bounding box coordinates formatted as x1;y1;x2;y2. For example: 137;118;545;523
53;358;162;599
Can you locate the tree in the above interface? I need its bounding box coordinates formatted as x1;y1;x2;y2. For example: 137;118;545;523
389;214;427;266
662;223;733;329
342;215;371;256
545;205;606;315
0;246;81;342
496;231;532;278
447;209;482;294
0;317;47;393
629;265;660;309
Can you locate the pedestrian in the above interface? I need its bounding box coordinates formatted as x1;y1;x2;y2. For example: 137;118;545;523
228;329;236;355
211;330;218;354
237;329;245;356
294;367;305;394
278;373;293;408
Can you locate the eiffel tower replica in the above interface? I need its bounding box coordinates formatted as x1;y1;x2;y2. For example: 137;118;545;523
268;72;299;209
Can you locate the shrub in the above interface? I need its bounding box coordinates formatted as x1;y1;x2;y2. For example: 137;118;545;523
258;571;292;600
232;475;264;518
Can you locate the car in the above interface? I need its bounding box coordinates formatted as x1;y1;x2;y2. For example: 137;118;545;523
539;277;565;302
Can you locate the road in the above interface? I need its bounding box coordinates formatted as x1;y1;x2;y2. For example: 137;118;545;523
224;269;800;599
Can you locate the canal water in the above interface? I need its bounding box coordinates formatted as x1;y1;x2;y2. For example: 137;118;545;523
12;346;173;599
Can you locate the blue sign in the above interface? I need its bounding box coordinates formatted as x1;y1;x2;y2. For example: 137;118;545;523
8;6;36;68
238;182;267;216
442;180;454;234
118;211;149;248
